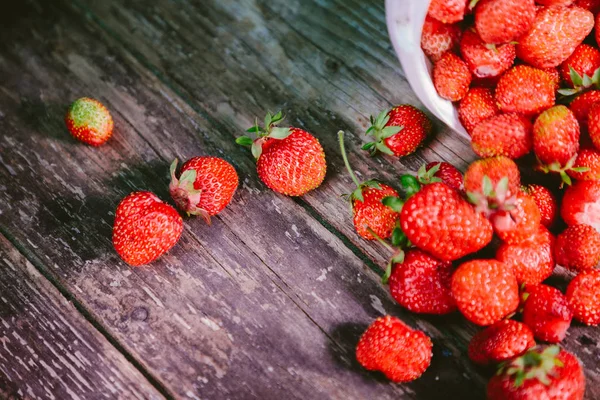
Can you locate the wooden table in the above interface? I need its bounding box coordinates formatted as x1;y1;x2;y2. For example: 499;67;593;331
0;1;598;399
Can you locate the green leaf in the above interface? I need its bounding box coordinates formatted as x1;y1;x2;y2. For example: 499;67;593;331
179;169;197;184
352;187;365;203
469;0;481;9
269;127;292;139
382;261;393;285
466;191;480;205
170;159;179;180
592;68;600;86
271;110;284;124
558;88;580;96
380;125;403;139
363;180;382;190
236;136;254;146
362;142;376;150
374;109;389;129
375;142;395;155
482;175;494;196
427;162;441;177
583;74;594;88
390;227;408;248
571;167;590;172
400;175;421;197
570;66;584;87
251;143;263;159
560;171;572;187
365;126;375;136
264;112;273;130
496;177;509;195
382;196;404;212
246;126;261;133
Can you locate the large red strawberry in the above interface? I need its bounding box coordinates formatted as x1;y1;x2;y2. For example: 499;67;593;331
472;0;536;45
492;191;541;245
458;87;500;135
522;284;573;343
452;259;519;326
113;191;184;266
169;157;238;223
237;111;326;196
471;113;533;159
516;6;594;69
569;148;600;181
363;105;432;157
65;97;114;146
419;162;464;192
559;44;600;89
555;224;600;272
433;52;472;101
587;102;600;150
567;270;600;325
468;320;535;365
495;66;555;116
487;346;585;400
561;180;600;232
569;90;600;128
460;29;516;78
356;316;432;383
523;184;558;228
421;16;462;62
427;0;468;24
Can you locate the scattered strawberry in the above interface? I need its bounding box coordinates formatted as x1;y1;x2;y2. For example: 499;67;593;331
569;90;600;128
492;191;541;245
561;180;600;232
559;44;600;88
516;6;594;69
472;0;536;45
420;161;464;192
568;148;600;181
495;66;556;116
421;16;462;62
459;29;516;78
113;191;184;266
451;259;519;326
567;269;600;325
237;111;326;196
356;316;432;383
433;52;472;101
522;284;573;343
363;105;431;157
555;224;600;272
464;156;521;199
65;97;114;146
468;320;535;365
487;346;585;400
471;113;533;159
523;184;558;228
458;87;499;135
427;0;468;24
587;102;600;150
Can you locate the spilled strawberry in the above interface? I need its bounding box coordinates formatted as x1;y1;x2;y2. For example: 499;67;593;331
65;97;114;146
567;270;600;326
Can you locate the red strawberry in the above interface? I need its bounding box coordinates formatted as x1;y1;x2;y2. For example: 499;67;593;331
568;148;600;181
421;16;462;62
427;0;468;24
363;105;432;157
433;52;472;101
555;224;600;271
567;269;600;325
495;66;556;116
419;161;465;192
65;97;113;146
468;320;535;365
561;180;600;232
356;316;432;383
389;249;456;315
473;0;536;45
460;30;516;78
569;90;600;128
458;87;500;135
577;0;600;13
169;157;238;222
559;44;600;88
516;6;594;69
113;191;184;266
400;182;493;261
237;111;326;196
522;284;573;343
471;113;533;159
464;156;521;198
497;226;555;285
452;259;519;326
492;191;542;245
587;102;600;151
487;346;585;400
523;184;558;228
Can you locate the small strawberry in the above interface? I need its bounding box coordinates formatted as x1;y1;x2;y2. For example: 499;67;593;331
516;6;594;69
495;66;556;116
389;249;456;315
421;16;462;62
427;0;468;24
458;87;500;135
568;148;600;181
577;0;600;13
419;161;465;192
356;316;432;383
522;284;573;343
472;0;536;45
65;97;114;146
169;157;238;223
471;113;533;159
237;111;326;196
492;191;542;245
555;224;600;272
362;105;432;157
433;52;472;101
468;320;535;365
113;191;184;266
451;259;519;326
460;29;516;78
587;102;600;151
497;226;555;285
487;346;585;400
523;184;558;228
464;156;521;199
561;180;600;232
567;269;600;325
558;44;600;89
569;90;600;128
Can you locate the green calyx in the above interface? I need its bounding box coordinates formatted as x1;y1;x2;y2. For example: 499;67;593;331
416;163;443;186
497;346;564;388
169;159;211;223
466;175;516;217
536;155;589;188
236;111;292;159
362;109;403;156
558;66;600;97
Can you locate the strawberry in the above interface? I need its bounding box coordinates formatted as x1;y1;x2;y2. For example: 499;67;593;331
468;320;535;365
472;0;536;45
237;111;326;196
451;259;519;326
577;0;600;13
497;226;555;285
471;113;533;159
363;105;432;157
356;316;432;383
433;52;472;101
561;180;600;232
522;284;573;343
495;66;556;116
389;249;456;315
587;102;600;151
113;191;184;266
458;87;500;135
487;346;585;400
421;16;462;62
492;191;542;245
542;67;561;92
400;182;493;261
516;6;594;69
568;148;600;181
569;90;600;128
555;224;600;272
464;156;521;199
169;157;238;223
420;161;464;192
559;44;600;89
459;30;516;78
65;97;113;146
567;269;600;325
427;0;468;24
523;184;558;228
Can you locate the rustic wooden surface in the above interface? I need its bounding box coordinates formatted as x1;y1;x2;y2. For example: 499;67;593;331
0;0;598;399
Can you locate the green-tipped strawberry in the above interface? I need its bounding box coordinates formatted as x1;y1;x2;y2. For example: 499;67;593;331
65;97;114;146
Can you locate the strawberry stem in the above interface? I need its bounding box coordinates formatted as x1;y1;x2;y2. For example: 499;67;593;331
338;131;362;188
